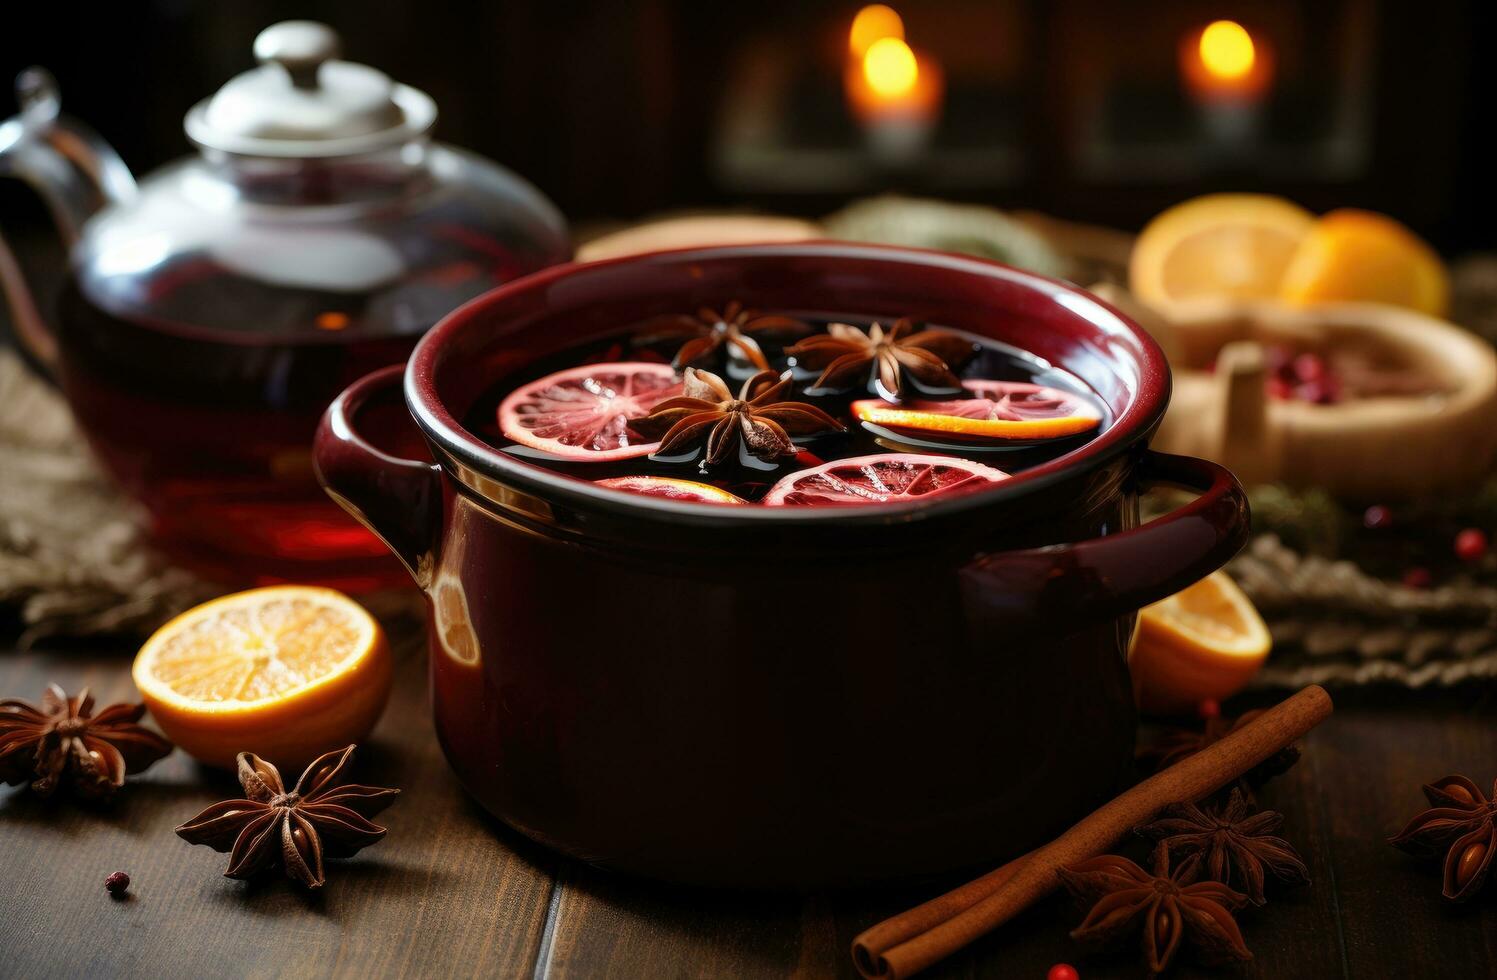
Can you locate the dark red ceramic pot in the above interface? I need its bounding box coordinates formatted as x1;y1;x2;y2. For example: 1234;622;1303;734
314;243;1249;889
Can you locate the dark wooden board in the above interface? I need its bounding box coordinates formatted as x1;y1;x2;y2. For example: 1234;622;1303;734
2;617;1494;979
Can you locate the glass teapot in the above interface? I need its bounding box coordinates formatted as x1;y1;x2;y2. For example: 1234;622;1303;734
0;21;570;590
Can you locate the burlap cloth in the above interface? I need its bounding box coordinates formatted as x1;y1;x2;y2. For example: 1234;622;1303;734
0;349;211;644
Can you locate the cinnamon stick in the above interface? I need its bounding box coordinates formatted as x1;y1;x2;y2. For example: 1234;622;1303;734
852;685;1333;980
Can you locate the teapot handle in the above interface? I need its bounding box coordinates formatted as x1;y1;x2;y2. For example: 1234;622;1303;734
0;67;136;372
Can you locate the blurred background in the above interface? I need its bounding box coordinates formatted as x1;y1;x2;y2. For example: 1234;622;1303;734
1;0;1492;246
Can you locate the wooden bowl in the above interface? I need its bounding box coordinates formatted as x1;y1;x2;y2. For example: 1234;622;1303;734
1095;291;1497;500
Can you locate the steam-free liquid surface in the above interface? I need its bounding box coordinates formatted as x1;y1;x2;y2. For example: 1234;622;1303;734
466;319;1110;504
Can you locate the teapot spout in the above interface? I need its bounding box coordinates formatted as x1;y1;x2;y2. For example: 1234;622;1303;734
0;67;136;239
0;67;136;368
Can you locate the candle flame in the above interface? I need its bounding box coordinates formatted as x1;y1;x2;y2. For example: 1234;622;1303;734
1199;20;1256;81
849;5;904;58
862;37;918;100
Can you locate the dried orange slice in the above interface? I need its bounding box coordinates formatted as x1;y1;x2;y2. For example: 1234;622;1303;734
1279;209;1449;316
132;586;392;769
595;476;746;503
1128;571;1271;715
497;362;682;461
1130;194;1315;306
852;380;1101;442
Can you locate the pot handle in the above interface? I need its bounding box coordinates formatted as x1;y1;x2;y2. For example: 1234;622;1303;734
961;451;1249;628
313;365;443;587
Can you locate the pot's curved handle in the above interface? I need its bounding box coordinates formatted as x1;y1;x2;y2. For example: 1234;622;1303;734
313;365;442;587
961;451;1249;629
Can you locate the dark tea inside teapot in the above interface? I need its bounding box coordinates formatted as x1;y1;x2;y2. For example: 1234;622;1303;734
0;21;570;589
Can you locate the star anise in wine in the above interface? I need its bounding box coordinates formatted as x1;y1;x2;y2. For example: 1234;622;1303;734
1058;851;1252;977
784;318;975;396
176;745;398;889
633;300;814;372
1136;788;1310;905
0;684;173;800
1389;774;1497;902
1137;709;1301;792
631;367;843;465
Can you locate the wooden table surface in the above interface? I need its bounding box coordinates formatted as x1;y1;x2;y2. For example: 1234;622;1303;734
2;613;1494;980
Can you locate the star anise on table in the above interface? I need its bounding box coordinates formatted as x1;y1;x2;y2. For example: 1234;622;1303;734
1136;708;1301;792
1136;788;1310;905
1389;774;1497;902
1058;851;1252;977
633;300;814;372
176;745;399;889
0;684;173;801
784;318;975;396
630;367;843;465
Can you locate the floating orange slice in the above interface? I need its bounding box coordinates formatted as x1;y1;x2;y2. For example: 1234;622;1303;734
595;475;746;503
1130;193;1315;306
132;586;392;769
852;380;1102;442
1128;571;1271;715
1279;208;1449;317
762;452;1008;506
497;362;682;461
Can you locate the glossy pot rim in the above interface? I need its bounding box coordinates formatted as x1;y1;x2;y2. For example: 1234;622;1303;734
403;241;1171;527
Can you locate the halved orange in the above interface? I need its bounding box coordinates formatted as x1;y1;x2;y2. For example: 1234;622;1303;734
1128;571;1271;715
595;475;746;503
132;586;392;769
852;380;1101;442
1279;209;1449;317
1130;193;1315;306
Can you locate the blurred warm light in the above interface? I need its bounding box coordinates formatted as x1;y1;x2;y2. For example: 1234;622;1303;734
1199;20;1255;81
849;5;904;58
315;311;350;331
1181;20;1273;103
863;37;919;100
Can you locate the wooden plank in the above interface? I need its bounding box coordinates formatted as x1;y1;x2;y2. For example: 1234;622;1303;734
1308;696;1497;978
0;625;556;979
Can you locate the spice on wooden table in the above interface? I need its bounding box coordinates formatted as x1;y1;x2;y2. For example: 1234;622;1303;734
851;685;1333;980
1135;787;1310;904
0;684;173;800
1389;774;1496;901
1136;707;1301;792
1058;851;1252;976
176;744;399;889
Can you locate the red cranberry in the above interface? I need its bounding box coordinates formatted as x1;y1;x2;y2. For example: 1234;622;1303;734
1292;352;1326;383
1294;377;1341;405
1402;567;1433;590
1266;377;1293;400
104;871;130;897
1047;966;1080;980
1363;505;1393;530
1197;698;1221;720
1455;528;1488;562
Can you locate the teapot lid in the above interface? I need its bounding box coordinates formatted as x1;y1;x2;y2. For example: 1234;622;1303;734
184;21;436;158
